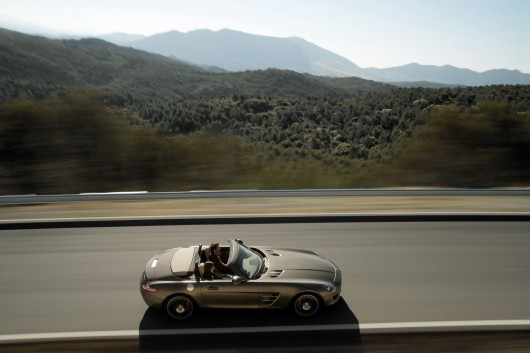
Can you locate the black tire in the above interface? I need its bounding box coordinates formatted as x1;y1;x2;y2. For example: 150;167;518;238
166;295;195;320
292;293;320;317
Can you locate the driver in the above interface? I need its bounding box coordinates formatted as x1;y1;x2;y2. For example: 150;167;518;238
199;261;223;280
208;243;230;273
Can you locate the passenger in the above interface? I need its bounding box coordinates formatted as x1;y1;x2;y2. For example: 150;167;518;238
209;243;230;273
202;261;214;280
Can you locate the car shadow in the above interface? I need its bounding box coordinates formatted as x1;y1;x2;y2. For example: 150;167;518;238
138;298;362;352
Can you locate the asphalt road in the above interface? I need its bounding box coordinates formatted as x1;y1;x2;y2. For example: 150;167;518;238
0;222;529;337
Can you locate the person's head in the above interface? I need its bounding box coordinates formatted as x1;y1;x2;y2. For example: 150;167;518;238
210;243;220;255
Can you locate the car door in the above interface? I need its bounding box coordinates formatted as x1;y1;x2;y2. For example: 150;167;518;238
199;277;259;309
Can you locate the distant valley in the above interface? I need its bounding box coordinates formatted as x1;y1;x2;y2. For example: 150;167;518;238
100;28;530;86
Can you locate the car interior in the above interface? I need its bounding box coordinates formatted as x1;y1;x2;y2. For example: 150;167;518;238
195;244;231;280
199;244;230;263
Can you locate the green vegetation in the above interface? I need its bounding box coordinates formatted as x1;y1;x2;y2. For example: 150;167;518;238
0;94;355;193
393;102;530;187
106;85;530;162
1;93;529;194
1;28;530;193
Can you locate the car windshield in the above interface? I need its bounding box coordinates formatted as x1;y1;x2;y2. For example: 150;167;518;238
228;240;264;279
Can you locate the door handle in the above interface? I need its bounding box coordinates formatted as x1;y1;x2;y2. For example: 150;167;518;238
207;285;218;290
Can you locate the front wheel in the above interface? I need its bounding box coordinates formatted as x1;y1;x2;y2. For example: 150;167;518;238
166;295;194;320
292;293;320;317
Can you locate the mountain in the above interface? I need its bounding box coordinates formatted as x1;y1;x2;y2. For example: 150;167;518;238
0;28;196;88
108;29;365;78
104;29;530;86
0;27;389;101
364;63;530;86
98;32;146;45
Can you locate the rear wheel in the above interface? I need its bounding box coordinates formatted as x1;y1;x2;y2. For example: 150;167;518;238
292;293;320;317
166;295;194;320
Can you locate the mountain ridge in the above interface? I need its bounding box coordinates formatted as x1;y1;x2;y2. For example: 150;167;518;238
364;63;530;86
102;28;530;86
0;27;390;101
124;28;364;77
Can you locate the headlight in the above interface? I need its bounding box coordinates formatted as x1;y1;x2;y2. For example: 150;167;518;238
323;283;337;293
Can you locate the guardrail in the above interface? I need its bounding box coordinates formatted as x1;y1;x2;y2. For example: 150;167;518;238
1;188;530;205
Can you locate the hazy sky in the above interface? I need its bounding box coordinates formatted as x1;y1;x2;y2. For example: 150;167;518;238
1;0;529;73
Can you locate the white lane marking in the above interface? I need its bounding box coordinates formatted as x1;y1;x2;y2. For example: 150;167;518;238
360;320;530;332
79;191;148;195
1;320;530;344
0;330;139;343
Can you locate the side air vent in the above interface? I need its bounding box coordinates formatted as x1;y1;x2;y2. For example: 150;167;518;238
269;270;284;278
260;293;280;306
266;249;281;256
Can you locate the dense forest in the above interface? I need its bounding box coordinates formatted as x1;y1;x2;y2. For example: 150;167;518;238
104;84;530;161
1;28;530;193
1;88;529;194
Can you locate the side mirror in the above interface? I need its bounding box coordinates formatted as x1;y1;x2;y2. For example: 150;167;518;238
232;275;244;285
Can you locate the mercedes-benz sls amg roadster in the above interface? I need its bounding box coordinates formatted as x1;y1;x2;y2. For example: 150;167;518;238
140;239;342;320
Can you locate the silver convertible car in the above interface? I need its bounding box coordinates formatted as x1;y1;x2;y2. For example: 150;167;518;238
140;239;342;320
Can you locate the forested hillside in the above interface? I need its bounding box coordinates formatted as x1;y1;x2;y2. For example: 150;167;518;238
1;28;530;193
0;28;388;101
105;85;530;161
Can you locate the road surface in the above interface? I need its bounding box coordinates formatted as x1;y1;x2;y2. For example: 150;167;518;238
0;221;529;338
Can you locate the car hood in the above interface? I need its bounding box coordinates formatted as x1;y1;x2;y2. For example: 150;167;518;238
260;247;337;282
